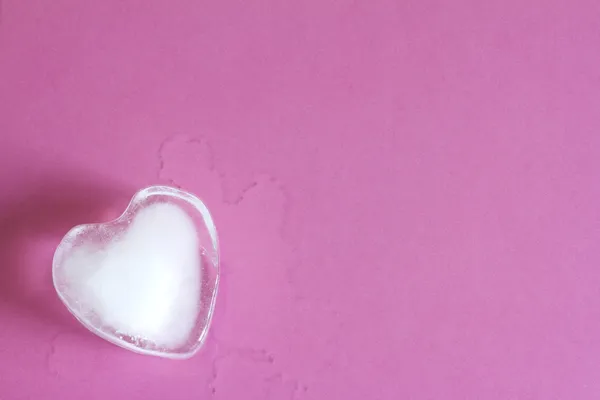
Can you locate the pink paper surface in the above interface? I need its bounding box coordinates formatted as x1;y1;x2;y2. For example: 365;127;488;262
1;0;600;398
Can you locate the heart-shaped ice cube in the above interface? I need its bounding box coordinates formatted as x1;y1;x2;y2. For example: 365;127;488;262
52;186;219;359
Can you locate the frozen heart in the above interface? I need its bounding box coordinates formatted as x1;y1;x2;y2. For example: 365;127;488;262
52;186;220;359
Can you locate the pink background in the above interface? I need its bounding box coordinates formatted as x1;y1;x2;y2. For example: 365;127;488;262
1;0;600;398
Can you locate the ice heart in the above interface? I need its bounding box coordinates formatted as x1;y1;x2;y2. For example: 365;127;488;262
52;186;220;359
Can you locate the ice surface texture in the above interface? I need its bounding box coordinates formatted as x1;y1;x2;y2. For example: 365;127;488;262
52;186;220;359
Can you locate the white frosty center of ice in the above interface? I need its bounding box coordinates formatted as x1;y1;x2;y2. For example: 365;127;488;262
66;202;201;349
